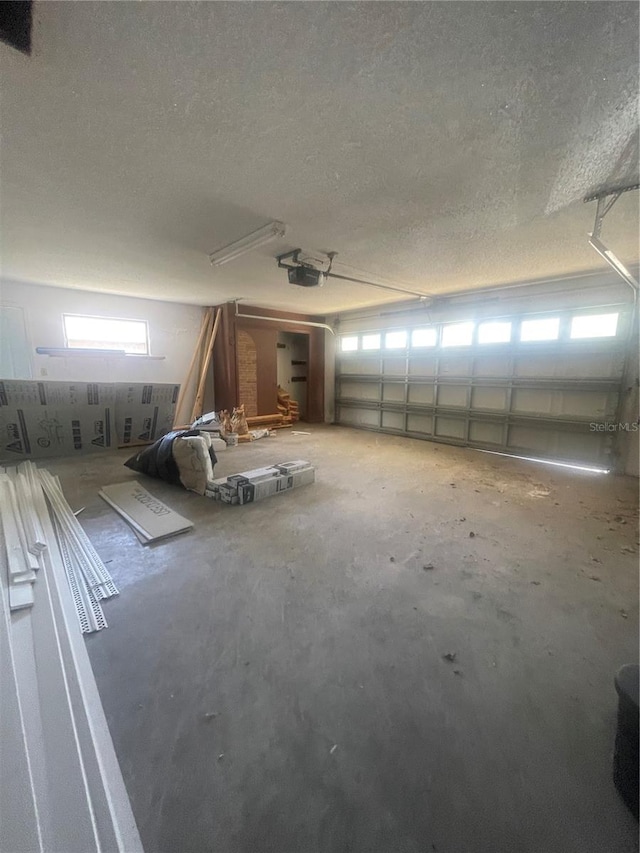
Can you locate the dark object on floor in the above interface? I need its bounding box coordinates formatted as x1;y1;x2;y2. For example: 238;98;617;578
124;429;200;485
613;664;639;819
0;1;32;54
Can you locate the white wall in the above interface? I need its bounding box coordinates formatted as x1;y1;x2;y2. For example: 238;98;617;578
0;281;205;384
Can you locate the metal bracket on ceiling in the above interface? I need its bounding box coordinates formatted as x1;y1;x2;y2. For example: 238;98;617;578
276;249;302;270
584;183;639;292
276;248;433;300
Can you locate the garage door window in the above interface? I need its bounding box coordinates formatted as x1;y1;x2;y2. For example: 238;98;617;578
520;317;560;342
478;320;511;344
362;333;381;350
570;312;619;339
385;331;407;349
341;336;359;352
442;322;473;347
411;327;437;347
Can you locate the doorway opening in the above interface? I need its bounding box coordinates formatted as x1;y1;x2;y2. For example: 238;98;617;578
276;332;309;420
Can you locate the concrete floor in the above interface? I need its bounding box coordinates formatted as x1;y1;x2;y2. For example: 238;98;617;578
48;425;638;853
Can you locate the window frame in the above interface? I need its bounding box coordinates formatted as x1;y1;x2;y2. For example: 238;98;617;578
340;335;359;353
441;321;474;348
63;313;150;355
477;320;512;345
519;316;561;343
411;327;438;348
384;330;408;350
569;311;620;340
361;333;381;351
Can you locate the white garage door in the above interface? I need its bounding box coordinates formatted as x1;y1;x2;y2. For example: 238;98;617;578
336;304;631;469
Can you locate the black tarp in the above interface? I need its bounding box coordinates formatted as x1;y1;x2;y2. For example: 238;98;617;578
124;430;216;485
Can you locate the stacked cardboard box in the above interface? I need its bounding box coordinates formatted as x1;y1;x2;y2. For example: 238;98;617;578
206;460;314;505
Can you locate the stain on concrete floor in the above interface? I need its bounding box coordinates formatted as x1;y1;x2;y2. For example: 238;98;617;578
46;425;639;853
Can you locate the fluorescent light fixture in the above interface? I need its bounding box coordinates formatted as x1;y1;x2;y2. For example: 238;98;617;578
589;236;639;290
209;221;286;266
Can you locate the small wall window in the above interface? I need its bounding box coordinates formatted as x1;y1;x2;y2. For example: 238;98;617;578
570;313;619;339
385;330;407;349
411;327;437;347
63;314;149;354
478;320;511;344
362;333;381;350
340;335;359;352
441;322;473;347
520;317;560;342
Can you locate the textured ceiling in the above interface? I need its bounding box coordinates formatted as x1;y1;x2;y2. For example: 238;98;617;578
1;1;638;313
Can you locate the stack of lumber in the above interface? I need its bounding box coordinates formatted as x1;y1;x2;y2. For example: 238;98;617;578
246;412;291;431
277;386;299;424
173;305;221;428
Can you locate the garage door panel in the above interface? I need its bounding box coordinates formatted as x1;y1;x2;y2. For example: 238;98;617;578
435;417;465;439
383;358;407;375
407;414;433;434
382;411;404;430
339;407;380;427
469;421;503;444
408;384;435;405
339;358;380;375
437;385;468;407
473;357;512;377
561;390;618;418
471;386;508;411
512;388;554;415
514;351;624;380
508;425;609;464
553;352;624;379
439;357;473;376
382;383;405;402
340;381;379;401
512;388;616;418
514;355;562;378
409;358;437;376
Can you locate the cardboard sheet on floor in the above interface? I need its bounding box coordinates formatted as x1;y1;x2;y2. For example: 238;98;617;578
99;481;193;544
